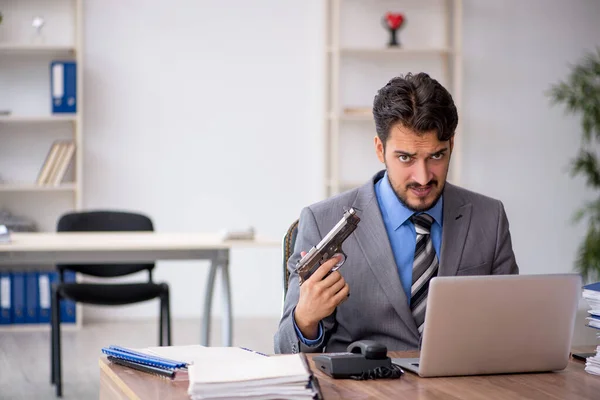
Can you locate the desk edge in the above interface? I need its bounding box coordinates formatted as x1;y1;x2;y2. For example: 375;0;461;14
99;357;142;400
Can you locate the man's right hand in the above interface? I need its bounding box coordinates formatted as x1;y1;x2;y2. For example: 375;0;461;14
294;253;350;340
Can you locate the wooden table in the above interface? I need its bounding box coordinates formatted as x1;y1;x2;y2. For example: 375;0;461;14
99;350;600;399
0;232;279;345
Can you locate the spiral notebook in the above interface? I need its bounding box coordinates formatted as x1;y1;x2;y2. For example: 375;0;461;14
101;345;188;370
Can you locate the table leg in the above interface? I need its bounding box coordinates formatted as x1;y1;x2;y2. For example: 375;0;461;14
201;255;218;346
218;250;232;347
201;250;233;347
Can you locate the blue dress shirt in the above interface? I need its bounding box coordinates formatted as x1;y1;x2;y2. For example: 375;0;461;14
293;306;323;346
375;171;443;305
294;172;444;345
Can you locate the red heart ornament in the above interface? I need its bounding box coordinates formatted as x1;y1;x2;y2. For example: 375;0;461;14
385;13;404;30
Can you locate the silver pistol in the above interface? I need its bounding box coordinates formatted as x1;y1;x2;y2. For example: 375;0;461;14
295;208;360;285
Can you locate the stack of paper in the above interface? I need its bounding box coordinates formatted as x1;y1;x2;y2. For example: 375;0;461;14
187;353;317;400
583;283;600;331
585;345;600;375
582;282;600;374
141;345;265;365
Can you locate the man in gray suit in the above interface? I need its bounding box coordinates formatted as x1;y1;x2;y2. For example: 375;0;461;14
274;72;519;354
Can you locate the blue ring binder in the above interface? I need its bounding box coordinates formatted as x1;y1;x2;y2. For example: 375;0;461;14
101;345;187;370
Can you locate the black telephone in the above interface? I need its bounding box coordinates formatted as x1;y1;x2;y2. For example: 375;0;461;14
313;340;404;380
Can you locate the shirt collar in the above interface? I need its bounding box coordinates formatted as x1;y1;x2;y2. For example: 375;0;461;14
378;171;444;230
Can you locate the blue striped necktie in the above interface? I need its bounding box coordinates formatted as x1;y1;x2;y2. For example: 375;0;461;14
410;213;439;335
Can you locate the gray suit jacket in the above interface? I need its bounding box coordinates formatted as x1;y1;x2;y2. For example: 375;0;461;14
274;170;519;354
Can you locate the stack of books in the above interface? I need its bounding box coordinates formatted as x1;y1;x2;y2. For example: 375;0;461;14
582;282;600;374
187;352;320;400
36;140;76;186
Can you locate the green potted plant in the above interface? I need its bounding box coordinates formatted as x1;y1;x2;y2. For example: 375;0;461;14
548;48;600;283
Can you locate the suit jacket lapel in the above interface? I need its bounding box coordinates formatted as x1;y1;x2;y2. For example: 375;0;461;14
351;171;420;340
440;183;472;276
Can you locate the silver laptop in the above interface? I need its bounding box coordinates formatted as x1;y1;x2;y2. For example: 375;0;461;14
393;274;581;377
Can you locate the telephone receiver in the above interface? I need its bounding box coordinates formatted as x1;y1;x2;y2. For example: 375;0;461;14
313;340;403;379
347;340;388;360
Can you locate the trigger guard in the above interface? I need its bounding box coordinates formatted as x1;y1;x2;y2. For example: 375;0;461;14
331;253;346;271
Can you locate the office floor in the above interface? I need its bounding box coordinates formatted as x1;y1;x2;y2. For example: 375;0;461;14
0;317;280;399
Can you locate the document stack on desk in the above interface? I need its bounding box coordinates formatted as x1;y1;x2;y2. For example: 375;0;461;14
582;282;600;374
583;282;600;331
585;345;600;375
187;352;319;400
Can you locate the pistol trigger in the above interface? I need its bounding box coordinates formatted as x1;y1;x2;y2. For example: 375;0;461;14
331;252;346;271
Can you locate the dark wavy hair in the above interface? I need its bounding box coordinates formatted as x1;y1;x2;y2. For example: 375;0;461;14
373;72;458;147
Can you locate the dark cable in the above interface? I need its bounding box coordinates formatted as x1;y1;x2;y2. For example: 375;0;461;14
349;363;404;380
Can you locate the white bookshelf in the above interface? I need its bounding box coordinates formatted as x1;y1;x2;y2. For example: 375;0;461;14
0;0;84;330
324;0;463;196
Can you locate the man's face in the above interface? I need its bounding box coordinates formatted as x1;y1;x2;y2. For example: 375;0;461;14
375;124;453;212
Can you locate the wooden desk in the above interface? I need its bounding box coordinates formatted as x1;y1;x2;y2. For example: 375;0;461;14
99;350;600;400
0;232;279;346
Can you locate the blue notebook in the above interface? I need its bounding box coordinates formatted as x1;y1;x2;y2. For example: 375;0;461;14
584;282;600;292
101;345;187;370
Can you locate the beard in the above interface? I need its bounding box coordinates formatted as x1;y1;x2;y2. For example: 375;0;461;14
391;177;445;212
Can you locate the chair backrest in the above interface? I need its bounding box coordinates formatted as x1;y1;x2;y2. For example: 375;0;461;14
282;219;299;298
56;211;155;278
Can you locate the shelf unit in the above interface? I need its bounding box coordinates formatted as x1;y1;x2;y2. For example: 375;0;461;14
323;0;463;197
0;0;83;221
0;0;84;330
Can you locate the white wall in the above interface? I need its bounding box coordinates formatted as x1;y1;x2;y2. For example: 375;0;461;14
460;0;600;345
82;0;325;320
80;0;600;343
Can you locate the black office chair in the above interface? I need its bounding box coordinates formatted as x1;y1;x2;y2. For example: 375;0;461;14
282;219;299;299
50;211;171;397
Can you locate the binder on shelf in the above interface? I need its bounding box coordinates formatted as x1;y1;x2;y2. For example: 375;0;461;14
0;272;11;324
11;271;25;324
60;270;76;323
51;61;77;114
38;271;52;323
25;271;39;323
